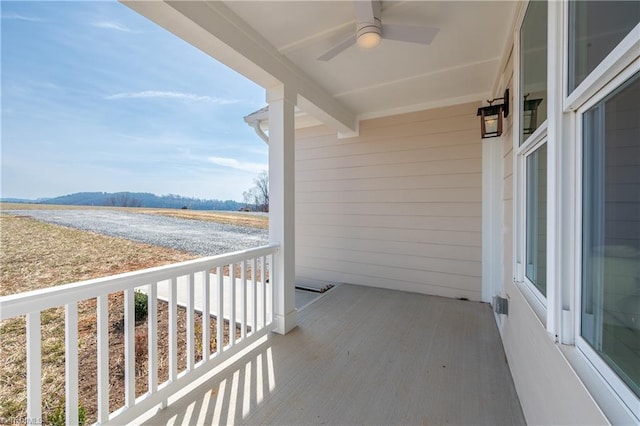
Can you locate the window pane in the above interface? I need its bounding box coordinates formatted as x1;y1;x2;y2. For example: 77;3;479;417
526;144;547;296
569;1;639;92
582;72;640;398
520;0;548;145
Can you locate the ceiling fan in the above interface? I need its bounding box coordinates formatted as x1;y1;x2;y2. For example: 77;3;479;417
317;0;440;61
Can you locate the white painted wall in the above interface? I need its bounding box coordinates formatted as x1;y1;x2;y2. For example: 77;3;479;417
294;104;483;301
502;280;609;425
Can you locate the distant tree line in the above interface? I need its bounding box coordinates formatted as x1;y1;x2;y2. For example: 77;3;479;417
108;193;142;207
34;192;244;211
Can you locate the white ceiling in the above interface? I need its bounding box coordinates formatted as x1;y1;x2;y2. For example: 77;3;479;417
224;1;517;119
125;1;517;132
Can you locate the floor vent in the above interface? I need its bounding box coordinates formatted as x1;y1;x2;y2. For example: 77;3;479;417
295;284;334;293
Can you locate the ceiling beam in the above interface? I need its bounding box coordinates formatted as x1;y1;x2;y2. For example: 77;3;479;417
122;0;358;135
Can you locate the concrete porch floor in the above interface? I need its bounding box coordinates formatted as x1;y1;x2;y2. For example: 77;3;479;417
143;284;525;425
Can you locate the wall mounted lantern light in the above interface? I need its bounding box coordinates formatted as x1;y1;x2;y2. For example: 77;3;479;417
522;94;543;135
477;88;510;139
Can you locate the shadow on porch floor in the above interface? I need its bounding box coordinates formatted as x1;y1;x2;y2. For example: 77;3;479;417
142;284;525;425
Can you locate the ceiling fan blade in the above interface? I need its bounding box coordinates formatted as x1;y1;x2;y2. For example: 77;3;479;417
381;24;439;45
317;35;357;61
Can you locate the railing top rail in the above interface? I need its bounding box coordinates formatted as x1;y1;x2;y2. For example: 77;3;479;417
0;244;279;320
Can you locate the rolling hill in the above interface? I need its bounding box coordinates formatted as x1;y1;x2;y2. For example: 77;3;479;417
1;192;244;211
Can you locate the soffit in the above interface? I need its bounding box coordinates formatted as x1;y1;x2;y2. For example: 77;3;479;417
224;1;517;119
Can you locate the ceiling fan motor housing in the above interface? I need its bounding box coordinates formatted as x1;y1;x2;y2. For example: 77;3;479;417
356;17;382;49
356;18;382;39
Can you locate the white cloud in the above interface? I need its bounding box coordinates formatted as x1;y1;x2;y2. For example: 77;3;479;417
92;21;135;33
1;12;43;22
207;156;267;174
106;91;240;105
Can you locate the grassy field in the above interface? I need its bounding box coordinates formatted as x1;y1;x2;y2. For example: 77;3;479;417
0;206;253;424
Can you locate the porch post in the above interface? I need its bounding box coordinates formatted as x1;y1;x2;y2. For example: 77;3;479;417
482;137;504;305
267;84;297;335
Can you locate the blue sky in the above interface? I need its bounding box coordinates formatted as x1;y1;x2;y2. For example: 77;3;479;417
1;1;268;201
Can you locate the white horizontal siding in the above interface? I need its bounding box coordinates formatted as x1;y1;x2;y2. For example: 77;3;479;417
296;202;481;217
298;214;481;232
297;173;482;191
299;224;481;246
295;102;483;300
298;158;482;181
297;143;481;171
298;235;481;261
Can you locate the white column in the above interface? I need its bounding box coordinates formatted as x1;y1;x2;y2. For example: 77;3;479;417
267;84;297;335
482;137;504;305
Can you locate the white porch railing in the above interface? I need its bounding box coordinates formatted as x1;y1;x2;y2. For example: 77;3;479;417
0;244;278;425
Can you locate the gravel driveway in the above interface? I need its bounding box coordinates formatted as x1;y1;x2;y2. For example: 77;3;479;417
7;210;269;256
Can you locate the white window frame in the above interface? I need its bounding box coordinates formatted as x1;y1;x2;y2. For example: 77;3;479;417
518;134;548;313
572;60;640;421
564;21;640;110
513;0;551;324
513;0;639;420
550;1;640;423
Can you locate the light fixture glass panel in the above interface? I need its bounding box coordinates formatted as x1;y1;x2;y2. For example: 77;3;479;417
523;110;533;135
523;98;543;135
485;113;499;135
520;0;547;145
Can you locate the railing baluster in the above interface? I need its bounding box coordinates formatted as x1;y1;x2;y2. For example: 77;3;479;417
169;278;177;382
262;256;267;328
229;262;236;347
269;253;275;323
97;295;109;423
65;303;79;425
148;283;158;393
217;266;224;354
26;311;41;424
186;274;195;371
252;257;257;333
241;260;247;340
202;271;211;360
124;288;135;408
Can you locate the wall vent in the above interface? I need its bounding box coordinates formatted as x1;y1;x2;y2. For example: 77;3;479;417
493;296;509;315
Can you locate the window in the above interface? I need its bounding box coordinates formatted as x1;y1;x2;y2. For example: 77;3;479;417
568;1;639;93
581;72;640;400
568;1;640;418
517;1;549;307
520;0;547;144
526;144;547;297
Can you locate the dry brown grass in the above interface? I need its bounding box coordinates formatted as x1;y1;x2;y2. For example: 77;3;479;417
1;214;196;293
0;214;212;424
140;209;268;230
